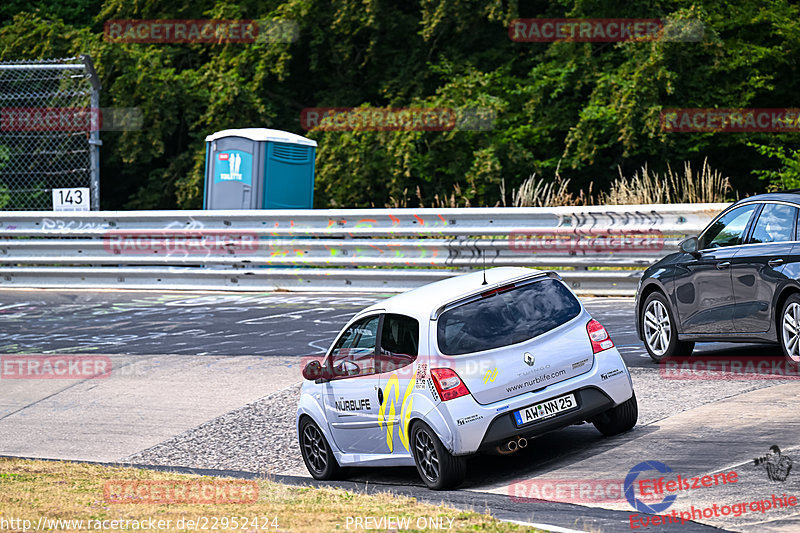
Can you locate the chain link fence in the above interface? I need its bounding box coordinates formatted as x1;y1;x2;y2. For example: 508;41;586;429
0;56;100;210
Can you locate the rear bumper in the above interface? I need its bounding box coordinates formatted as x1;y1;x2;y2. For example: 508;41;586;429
441;347;634;455
476;386;615;451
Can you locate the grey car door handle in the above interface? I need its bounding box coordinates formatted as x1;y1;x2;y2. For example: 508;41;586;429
716;261;731;270
768;258;784;267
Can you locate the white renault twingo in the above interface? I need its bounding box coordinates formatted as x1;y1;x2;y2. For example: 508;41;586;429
297;267;637;489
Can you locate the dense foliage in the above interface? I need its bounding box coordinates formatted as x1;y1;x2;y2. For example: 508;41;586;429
1;0;798;209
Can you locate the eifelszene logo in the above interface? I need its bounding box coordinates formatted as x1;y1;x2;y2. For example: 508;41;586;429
625;461;677;513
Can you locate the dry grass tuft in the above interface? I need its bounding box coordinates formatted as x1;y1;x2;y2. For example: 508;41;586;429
600;158;733;205
503;162;593;207
507;158;732;207
386;159;732;208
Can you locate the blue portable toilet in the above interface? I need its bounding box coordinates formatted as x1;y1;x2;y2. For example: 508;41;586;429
204;128;317;209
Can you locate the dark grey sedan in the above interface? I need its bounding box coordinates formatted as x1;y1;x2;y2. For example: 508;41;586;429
635;192;800;363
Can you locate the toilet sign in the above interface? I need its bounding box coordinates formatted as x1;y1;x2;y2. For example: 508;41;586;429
214;150;252;186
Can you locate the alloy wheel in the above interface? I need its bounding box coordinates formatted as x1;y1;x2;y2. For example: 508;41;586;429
782;302;800;363
414;429;440;482
644;300;671;357
302;423;328;474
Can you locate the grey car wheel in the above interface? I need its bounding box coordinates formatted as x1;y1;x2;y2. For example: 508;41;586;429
640;292;694;362
643;299;671;358
780;296;800;364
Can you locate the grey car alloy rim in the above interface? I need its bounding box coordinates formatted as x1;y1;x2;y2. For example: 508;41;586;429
782;302;800;363
644;300;671;357
302;424;328;474
414;430;439;481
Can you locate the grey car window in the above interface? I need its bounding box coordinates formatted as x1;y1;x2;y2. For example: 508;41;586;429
379;313;419;373
700;204;757;249
437;278;581;356
329;316;380;378
750;203;797;244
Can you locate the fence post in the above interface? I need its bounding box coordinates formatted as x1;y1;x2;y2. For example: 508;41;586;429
82;55;102;211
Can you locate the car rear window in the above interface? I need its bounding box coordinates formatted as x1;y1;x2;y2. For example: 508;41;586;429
437;278;582;355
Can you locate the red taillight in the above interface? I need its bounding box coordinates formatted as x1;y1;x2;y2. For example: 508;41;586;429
587;319;614;353
430;368;471;401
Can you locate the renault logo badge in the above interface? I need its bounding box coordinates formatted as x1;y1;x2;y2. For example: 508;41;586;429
523;352;535;366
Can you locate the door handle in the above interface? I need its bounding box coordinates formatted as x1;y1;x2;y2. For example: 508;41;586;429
716;261;731;270
377;388;384;405
768;258;784;267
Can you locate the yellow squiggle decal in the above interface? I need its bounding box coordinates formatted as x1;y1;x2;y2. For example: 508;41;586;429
379;375;400;452
379;374;416;453
398;377;415;452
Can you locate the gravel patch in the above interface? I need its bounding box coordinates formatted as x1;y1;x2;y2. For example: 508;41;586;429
123;369;791;476
123;383;304;476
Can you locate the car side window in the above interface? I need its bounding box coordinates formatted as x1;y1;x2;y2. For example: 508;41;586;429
328;316;380;379
750;203;797;244
699;204;757;250
379;314;419;373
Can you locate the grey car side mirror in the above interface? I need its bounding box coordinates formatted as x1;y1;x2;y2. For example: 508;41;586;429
680;236;701;257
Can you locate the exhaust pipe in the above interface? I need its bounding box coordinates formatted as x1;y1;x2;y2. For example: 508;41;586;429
493;439;518;455
492;436;525;455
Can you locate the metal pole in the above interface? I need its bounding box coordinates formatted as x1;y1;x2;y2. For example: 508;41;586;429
82;55;102;211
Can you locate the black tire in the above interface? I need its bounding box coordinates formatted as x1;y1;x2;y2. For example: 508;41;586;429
298;417;345;480
641;291;695;362
411;421;466;490
778;293;800;366
592;392;639;436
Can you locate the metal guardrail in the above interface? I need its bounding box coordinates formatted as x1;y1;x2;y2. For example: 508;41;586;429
0;204;727;295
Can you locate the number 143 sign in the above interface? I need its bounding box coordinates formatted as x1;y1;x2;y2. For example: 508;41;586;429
52;188;90;211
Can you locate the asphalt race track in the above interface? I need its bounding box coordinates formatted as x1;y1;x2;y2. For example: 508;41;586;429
0;289;798;532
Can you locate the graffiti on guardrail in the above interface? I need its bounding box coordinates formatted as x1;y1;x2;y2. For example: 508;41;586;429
560;210;667;230
41;218;107;232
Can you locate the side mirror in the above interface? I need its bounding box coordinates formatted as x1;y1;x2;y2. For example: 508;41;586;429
680;236;700;257
302;360;325;381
